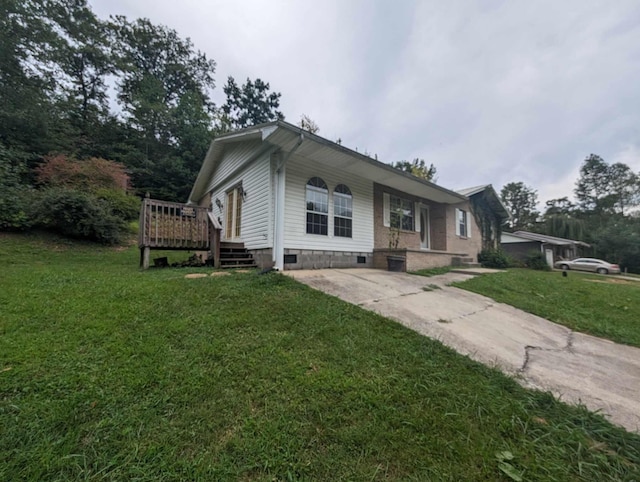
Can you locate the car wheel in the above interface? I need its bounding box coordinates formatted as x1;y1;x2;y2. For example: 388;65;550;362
561;264;570;271
597;268;608;275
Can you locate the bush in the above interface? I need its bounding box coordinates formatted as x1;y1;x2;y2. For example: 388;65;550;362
32;188;129;244
95;188;141;221
477;248;510;269
0;145;33;231
525;251;551;271
35;155;129;192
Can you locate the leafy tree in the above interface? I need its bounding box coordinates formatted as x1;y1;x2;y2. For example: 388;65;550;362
297;114;319;134
109;16;216;200
45;0;115;154
541;197;585;240
575;154;640;215
544;197;576;216
221;76;283;130
392;159;437;182
589;216;640;273
0;0;58;153
500;182;539;231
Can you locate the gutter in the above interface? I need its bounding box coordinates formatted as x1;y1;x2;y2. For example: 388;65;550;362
273;133;304;270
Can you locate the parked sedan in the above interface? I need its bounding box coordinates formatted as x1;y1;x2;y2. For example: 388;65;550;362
554;258;621;275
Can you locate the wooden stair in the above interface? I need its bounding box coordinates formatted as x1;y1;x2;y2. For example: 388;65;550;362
219;242;257;269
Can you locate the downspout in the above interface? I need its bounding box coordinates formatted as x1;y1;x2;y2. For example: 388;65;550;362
273;133;304;270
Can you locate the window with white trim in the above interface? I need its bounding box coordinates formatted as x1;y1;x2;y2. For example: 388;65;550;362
333;184;352;238
390;195;414;231
306;177;328;235
457;209;468;237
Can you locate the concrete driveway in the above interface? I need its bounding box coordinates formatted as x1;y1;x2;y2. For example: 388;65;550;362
286;268;640;433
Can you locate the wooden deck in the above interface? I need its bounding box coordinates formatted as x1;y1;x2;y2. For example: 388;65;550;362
138;197;221;268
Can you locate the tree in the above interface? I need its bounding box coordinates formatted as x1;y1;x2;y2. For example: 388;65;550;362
544;197;576;216
500;182;539;231
221;76;283;130
392;159;437;182
0;0;58;153
575;154;640;215
109;16;217;200
297;114;319;134
45;0;115;153
542;197;585;240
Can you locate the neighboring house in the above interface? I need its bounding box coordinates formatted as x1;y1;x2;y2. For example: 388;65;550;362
501;231;590;267
456;185;510;250
188;121;503;271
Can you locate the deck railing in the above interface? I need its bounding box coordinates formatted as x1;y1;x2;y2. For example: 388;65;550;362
138;197;221;268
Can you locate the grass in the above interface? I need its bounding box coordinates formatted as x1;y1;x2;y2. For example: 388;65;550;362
410;266;455;277
1;233;639;480
454;268;640;348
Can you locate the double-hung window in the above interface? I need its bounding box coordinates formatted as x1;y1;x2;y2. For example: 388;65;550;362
306;177;328;235
456;209;469;237
333;184;352;238
390;195;414;231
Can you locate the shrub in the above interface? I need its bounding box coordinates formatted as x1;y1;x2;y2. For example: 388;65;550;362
32;188;129;244
0;144;33;231
95;188;141;221
525;251;551;271
35;155;130;192
477;248;510;269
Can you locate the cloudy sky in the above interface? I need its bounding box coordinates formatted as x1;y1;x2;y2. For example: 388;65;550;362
91;0;640;206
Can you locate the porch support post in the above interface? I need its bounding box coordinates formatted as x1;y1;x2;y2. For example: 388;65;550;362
140;246;150;269
274;165;286;271
273;133;304;271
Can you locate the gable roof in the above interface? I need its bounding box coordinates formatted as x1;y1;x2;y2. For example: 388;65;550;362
189;121;468;205
456;184;510;221
504;230;590;247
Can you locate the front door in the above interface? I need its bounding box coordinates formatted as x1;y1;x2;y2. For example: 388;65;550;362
225;186;242;240
420;206;430;249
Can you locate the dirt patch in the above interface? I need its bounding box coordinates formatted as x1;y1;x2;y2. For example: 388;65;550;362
185;273;208;279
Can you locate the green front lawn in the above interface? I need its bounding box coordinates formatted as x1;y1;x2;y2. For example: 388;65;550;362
454;268;640;347
1;233;639;480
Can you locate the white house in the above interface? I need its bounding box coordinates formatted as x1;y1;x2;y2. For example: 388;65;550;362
188;121;507;271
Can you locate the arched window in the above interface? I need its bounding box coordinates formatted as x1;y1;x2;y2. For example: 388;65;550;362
306;177;328;235
333;184;352;238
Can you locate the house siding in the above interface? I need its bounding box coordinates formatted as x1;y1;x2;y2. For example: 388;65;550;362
207;139;264;192
208;153;272;250
283;155;374;252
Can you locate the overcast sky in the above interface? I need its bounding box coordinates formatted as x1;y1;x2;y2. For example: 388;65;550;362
91;0;640;206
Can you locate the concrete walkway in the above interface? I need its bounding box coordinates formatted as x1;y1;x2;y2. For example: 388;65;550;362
286;268;640;433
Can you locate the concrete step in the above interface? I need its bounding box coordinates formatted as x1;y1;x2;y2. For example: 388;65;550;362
461;262;481;268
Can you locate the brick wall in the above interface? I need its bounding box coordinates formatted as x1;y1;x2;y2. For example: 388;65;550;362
446;202;483;262
373;183;447;250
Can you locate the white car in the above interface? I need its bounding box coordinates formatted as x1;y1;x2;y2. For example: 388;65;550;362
554;258;621;275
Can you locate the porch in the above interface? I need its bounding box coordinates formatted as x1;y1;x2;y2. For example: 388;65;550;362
138;196;223;269
373;248;475;272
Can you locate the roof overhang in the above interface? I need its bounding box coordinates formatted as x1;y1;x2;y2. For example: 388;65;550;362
189;121;468;205
458;185;510;221
507;231;590;247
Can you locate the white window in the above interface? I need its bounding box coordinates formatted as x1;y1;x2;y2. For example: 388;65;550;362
390;195;414;230
306;177;328;235
333;184;352;238
456;208;471;238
